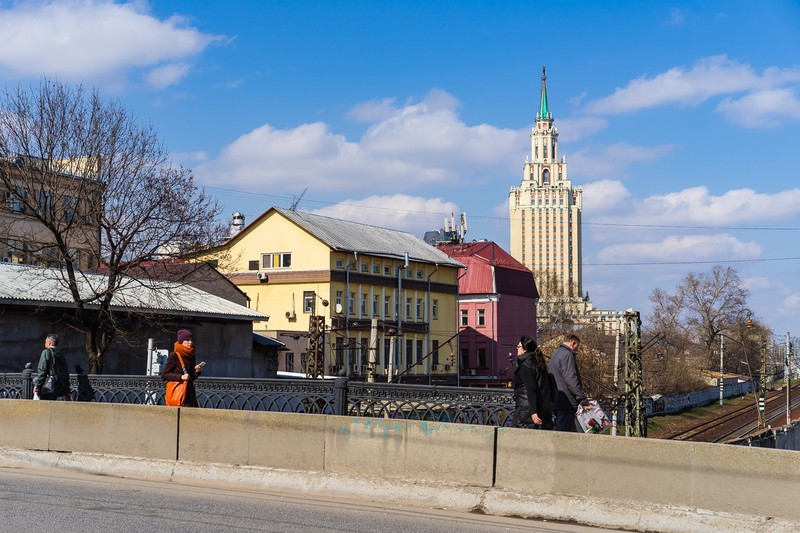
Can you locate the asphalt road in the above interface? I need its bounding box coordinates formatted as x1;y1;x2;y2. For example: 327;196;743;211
0;466;614;533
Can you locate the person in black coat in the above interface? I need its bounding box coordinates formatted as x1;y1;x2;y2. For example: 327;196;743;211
511;336;554;430
161;329;204;407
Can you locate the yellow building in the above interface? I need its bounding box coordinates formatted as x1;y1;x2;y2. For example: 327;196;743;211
203;207;463;382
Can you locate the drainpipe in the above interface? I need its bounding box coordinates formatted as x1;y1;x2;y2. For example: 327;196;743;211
345;252;357;374
426;263;439;385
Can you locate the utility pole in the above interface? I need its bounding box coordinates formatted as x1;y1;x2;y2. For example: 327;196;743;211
758;335;767;428
611;323;621;436
719;335;724;406
368;319;378;383
623;311;646;438
786;332;792;426
305;315;325;379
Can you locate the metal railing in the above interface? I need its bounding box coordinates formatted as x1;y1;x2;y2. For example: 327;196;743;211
0;372;516;427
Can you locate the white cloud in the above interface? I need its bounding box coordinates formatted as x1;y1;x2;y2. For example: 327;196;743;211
666;8;688;26
583;56;800;117
144;62;191;88
312;195;459;237
717;88;800;128
347;97;398;123
781;292;800;311
0;1;223;87
581;179;630;212
554;116;608;142
630;186;800;225
596;234;761;263
194;90;526;193
568;142;674;180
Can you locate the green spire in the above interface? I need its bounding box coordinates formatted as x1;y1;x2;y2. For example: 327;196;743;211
537;65;552;121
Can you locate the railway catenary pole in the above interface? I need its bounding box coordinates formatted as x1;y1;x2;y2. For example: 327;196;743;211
720;335;724;406
786;332;792;426
623;310;646;438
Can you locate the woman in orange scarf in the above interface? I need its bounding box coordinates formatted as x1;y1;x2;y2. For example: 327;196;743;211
161;329;204;407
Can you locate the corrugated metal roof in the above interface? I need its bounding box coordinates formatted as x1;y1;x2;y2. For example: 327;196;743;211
275;207;463;268
0;263;267;321
437;241;538;299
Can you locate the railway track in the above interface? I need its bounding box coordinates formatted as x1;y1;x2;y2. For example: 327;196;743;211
665;382;800;443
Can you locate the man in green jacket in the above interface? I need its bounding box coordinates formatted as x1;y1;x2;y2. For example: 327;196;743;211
33;334;72;401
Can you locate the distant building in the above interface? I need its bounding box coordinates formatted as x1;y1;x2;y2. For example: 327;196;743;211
508;66;582;303
199;206;463;382
0;154;101;270
437;241;538;387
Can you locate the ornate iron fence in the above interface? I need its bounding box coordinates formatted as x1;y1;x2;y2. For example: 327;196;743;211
0;372;516;426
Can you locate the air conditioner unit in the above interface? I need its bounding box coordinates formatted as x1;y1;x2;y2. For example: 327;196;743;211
468;369;477;376
285;310;296;320
256;272;268;281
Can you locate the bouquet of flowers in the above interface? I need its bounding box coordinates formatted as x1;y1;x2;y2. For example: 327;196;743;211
575;400;611;434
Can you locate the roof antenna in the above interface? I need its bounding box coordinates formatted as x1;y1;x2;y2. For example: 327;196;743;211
289;188;308;211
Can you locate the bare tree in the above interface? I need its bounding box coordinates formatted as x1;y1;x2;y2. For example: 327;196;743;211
647;265;750;372
0;80;226;373
534;269;580;346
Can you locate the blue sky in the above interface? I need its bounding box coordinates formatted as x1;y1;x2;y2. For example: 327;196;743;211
2;1;799;337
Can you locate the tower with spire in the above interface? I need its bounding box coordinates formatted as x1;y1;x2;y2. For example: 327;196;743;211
509;66;583;307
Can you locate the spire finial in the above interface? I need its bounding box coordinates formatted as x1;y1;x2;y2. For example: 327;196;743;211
537;64;551;121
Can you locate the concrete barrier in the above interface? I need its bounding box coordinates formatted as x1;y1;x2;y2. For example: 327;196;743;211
2;398;799;532
324;416;495;486
178;408;327;471
495;427;800;523
0;400;178;460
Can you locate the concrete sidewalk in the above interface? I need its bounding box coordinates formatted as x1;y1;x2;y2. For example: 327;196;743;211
1;446;792;533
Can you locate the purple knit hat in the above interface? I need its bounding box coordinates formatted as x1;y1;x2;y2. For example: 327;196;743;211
177;329;192;343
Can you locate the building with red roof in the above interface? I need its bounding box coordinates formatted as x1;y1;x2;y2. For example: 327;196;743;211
437;241;538;387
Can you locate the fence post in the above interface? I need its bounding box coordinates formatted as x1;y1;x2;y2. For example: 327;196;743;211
334;372;349;416
21;362;34;400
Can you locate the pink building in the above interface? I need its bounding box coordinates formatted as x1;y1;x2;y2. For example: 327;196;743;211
437;242;539;387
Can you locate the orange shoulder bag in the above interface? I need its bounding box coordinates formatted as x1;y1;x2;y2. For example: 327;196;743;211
165;352;188;407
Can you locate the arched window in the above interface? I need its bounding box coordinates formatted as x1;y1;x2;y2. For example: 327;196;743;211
542;169;550;184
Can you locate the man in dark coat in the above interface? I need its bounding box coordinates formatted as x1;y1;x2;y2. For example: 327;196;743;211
548;333;587;432
33;333;72;401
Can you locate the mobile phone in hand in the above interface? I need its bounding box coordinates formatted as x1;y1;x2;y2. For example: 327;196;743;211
198;361;206;368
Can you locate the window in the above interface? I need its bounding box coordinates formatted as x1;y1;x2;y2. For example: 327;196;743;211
460;309;468;327
384;295;390;317
416;270;423;279
432;340;439;366
372;294;379;316
38;191;52;215
248;260;259;271
336;259;344;269
285;352;294;373
360;293;367;315
477;347;486;368
63;196;79;223
460;348;469;370
416;340;423;364
384;265;390;275
416;298;423;320
261;252;291;269
11;188;25;213
405;297;411;320
335;338;345;367
360;262;368;272
383;339;391;368
373;264;379;274
303;291;315;313
405;339;413;368
348;292;355;314
477;309;486;327
432;299;438;320
336;291;343;310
